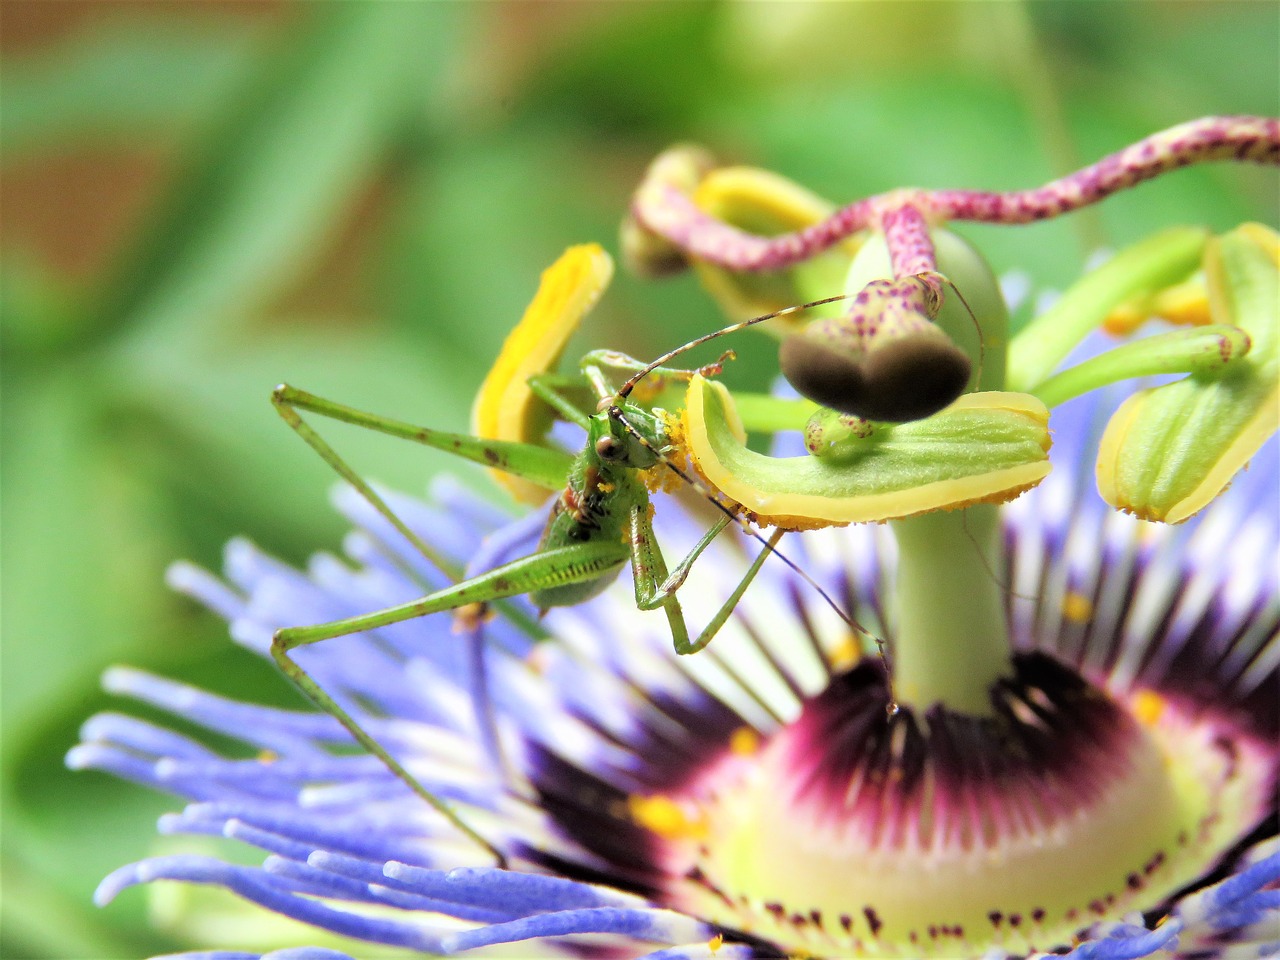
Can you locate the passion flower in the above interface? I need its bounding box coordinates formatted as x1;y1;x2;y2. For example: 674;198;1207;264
72;385;1277;957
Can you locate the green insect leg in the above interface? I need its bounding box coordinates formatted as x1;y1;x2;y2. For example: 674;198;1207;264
628;503;783;655
272;384;573;572
271;540;627;866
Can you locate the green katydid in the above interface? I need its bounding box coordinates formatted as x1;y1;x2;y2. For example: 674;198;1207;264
268;294;884;867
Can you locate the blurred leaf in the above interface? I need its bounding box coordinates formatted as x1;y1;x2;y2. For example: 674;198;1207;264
0;363;173;739
514;4;725;134
2;851;162;959
86;3;460;349
0;248;81;354
105;322;507;562
0;18;258;160
379;131;621;366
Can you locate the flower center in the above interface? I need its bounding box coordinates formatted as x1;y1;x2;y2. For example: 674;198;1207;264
640;653;1272;957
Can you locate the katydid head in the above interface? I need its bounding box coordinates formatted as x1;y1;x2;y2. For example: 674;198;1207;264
589;403;666;470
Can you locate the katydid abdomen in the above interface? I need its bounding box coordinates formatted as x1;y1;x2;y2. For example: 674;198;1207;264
530;456;646;608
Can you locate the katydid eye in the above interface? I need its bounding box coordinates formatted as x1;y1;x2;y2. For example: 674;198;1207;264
595;436;624;460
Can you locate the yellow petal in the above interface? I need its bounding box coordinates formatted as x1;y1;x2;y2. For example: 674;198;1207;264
471;244;614;504
691;167;864;330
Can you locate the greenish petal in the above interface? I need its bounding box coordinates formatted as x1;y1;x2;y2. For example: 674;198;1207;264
680;375;1051;528
1097;223;1279;523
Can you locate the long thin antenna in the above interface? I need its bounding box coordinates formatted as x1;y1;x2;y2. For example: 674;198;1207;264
616;294;853;400
608;405;898;710
933;274;987;389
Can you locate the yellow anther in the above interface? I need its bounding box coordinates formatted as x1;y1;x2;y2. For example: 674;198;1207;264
1103;279;1211;335
256;749;279;764
472;244;614;504
729;726;761;756
708;933;724;954
1102;303;1148;336
1152;281;1212;326
829;635;861;670
1132;689;1167;726
1098;223;1278;524
684;378;1052;529
1062;592;1094;623
691;166;863;324
628;793;707;841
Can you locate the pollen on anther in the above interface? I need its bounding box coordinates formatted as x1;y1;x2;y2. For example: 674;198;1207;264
1132;689;1167;726
1062;591;1093;623
629;793;707;840
730;727;761;755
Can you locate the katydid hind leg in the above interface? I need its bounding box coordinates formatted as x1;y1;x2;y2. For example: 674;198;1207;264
463;616;516;787
269;539;628;863
271;385;572;573
272;385;458;578
269;630;507;866
278;541;628;646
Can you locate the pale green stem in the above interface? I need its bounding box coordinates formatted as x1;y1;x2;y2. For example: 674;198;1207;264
1031;324;1252;408
889;506;1011;714
842;229;1017;714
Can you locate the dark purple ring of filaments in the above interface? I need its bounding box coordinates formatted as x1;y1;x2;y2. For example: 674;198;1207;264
632;116;1280;280
520;569;1278;955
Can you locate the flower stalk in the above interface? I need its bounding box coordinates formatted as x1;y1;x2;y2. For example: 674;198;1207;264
889;506;1011;714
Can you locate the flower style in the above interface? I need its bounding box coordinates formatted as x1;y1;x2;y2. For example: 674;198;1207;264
71;120;1279;959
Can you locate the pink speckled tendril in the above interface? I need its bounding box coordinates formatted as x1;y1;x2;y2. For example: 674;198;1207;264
631;115;1279;275
879;203;938;278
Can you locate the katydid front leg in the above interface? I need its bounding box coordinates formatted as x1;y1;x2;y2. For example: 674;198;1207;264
627;501;783;655
270;538;628;867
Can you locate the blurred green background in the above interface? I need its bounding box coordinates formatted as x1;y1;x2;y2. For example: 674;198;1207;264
1;2;1276;957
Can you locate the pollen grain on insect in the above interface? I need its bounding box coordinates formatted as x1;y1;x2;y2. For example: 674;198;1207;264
452;602;493;633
